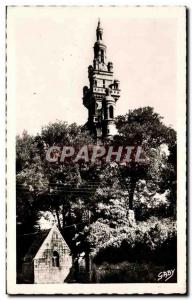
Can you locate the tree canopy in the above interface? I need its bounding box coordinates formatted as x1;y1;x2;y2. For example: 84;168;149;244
16;107;177;261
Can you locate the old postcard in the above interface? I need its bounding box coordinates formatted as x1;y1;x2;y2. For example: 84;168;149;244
6;6;187;294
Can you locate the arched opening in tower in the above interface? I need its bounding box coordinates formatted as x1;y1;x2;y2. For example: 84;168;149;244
109;106;114;119
101;49;104;63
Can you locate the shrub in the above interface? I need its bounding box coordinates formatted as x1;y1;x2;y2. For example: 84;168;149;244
93;217;176;265
134;180;172;220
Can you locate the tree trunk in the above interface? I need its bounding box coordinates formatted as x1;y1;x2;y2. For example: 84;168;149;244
129;178;137;210
55;208;61;231
62;202;65;230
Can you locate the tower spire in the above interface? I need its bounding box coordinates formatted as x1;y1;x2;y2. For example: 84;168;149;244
96;18;103;41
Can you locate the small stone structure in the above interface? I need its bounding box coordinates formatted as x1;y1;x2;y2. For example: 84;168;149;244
22;224;72;283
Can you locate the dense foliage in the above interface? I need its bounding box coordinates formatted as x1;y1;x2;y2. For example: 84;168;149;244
16;107;177;268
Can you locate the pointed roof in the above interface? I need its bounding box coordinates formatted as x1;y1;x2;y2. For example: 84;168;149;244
96;18;103;42
34;224;70;260
97;18;101;28
23;224;70;261
24;229;50;261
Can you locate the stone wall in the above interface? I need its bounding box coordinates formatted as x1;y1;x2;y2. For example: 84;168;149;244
22;261;34;283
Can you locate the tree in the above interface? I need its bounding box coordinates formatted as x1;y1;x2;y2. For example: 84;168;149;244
16;122;98;251
114;107;176;212
16;131;48;234
16;111;177;263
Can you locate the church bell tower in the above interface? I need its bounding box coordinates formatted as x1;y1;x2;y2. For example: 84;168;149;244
83;19;121;141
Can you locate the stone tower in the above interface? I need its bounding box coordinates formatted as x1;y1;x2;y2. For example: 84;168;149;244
83;19;121;141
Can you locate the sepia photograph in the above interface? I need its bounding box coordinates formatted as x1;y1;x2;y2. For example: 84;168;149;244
6;6;186;294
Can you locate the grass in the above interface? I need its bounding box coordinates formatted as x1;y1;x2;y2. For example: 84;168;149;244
92;261;177;283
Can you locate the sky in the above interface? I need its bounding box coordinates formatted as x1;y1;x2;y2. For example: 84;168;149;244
7;6;179;135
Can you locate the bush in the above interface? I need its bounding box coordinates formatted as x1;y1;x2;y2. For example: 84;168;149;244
93;217;176;265
134;180;172;220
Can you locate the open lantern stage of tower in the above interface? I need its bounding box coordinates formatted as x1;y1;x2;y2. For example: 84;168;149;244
83;20;120;141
